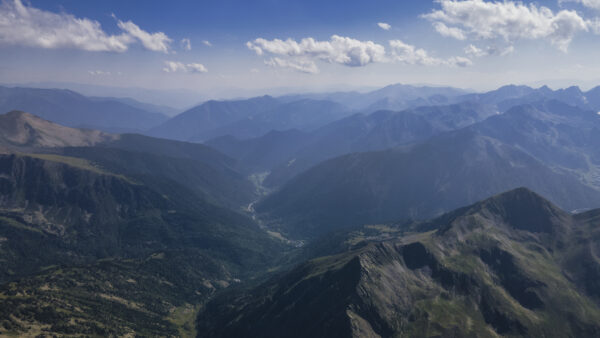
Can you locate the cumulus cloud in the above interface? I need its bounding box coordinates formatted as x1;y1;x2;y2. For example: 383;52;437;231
423;0;589;52
464;44;514;57
265;57;319;74
248;35;471;73
116;19;171;53
0;0;171;53
389;40;472;67
202;40;212;46
433;22;466;40
377;22;391;30
162;61;207;73
389;40;441;65
464;44;486;57
247;35;387;67
447;56;473;67
561;0;600;10
181;38;191;51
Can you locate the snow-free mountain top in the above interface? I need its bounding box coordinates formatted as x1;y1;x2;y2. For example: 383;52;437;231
0;110;117;148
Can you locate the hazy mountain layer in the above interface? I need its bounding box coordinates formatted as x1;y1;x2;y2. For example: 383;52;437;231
150;96;351;142
280;84;469;111
208;102;497;186
257;128;600;238
0;86;168;132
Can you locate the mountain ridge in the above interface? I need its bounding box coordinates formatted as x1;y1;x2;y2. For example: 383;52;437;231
0;86;168;132
198;188;600;337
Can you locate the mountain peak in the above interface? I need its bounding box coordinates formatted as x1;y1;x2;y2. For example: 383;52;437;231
563;85;583;94
437;187;571;235
5;109;28;116
537;85;553;94
0;110;116;148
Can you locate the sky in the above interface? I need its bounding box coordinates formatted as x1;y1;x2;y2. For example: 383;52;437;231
2;0;600;103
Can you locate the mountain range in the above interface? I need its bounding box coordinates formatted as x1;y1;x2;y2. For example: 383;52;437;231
3;82;600;336
256;126;600;238
0;86;169;133
0;111;286;335
208;101;499;186
148;96;351;142
208;85;600;187
255;99;600;238
198;188;600;337
280;83;469;111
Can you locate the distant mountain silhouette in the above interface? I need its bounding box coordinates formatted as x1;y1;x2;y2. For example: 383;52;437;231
257;123;600;238
0;86;168;132
150;96;351;142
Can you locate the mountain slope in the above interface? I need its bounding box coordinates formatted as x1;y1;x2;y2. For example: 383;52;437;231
256;129;600;238
150;96;350;142
61;145;257;209
150;96;281;141
0;86;167;132
206;129;310;174
198;189;600;337
0;152;284;336
89;96;180;116
0;111;117;150
472;100;600;189
208;102;497;185
0;111;256;209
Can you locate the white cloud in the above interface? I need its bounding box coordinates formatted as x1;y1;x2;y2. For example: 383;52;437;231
464;44;486;57
250;68;260;73
447;56;473;67
247;35;387;67
162;61;207;73
265;57;319;74
0;0;171;53
247;35;471;73
116;19;171;53
202;40;212;46
561;0;600;10
433;22;466;40
377;22;391;30
389;40;441;65
423;0;589;52
181;38;191;51
389;40;472;67
88;70;111;76
464;44;514;57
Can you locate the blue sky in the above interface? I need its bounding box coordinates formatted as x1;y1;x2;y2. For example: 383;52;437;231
2;0;600;101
